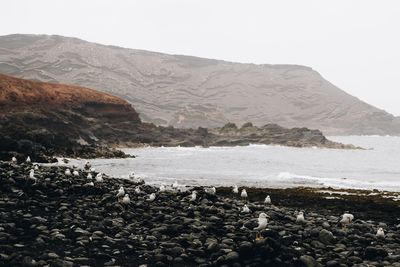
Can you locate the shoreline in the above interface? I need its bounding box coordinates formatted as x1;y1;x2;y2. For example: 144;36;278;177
1;161;400;266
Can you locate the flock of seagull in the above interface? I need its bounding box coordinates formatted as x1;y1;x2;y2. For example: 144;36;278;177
14;156;386;239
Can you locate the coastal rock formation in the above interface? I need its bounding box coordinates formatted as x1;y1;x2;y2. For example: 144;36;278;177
0;74;355;161
1;34;400;135
1;161;399;266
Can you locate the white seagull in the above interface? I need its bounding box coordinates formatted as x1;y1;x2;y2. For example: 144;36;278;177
232;185;239;194
264;196;271;205
73;170;79;177
28;169;37;183
159;184;166;192
87;173;93;179
340;213;354;228
26;156;31;163
190;191;197;202
296;211;305;223
116;186;125;198
65;168;72;176
242;204;251;213
147;193;156;202
11;157;17;163
376;227;385;238
241;189;248;199
34;164;39;170
121;194;130;204
254;213;269;231
95;173;104;182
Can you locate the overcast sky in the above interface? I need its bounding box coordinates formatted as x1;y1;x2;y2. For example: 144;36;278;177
2;0;400;115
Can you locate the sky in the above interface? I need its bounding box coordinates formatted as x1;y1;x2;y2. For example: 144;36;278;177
1;0;400;116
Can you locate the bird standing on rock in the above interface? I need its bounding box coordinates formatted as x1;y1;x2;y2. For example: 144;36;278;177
73;170;79;177
26;156;31;163
28;169;37;183
147;193;156;202
11;157;17;163
264;195;271;204
87;173;92;179
34;164;39;170
340;212;354;229
296;211;305;223
95;173;103;183
190;191;197;202
121;194;130;204
233;185;239;194
241;189;248;199
172;181;179;189
242;204;251;213
376;227;385;238
65;168;71;176
116;186;125;198
254;213;270;240
159;184;166;192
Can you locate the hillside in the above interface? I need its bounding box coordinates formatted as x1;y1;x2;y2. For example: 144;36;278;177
0;74;355;161
0;34;399;135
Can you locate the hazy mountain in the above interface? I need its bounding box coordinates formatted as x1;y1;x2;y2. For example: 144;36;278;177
1;34;399;135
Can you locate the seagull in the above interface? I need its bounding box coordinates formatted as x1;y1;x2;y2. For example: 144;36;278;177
95;173;103;182
116;186;125;198
11;157;17;163
190;191;197;202
28;169;37;183
376;227;385;238
159;184;166;192
87;173;93;179
254;213;269;231
121;194;130;204
265;196;271;205
296;211;305;223
242;204;251;213
29;169;35;179
73;170;79;177
205;187;216;195
232;185;239;194
34;164;39;170
65;168;72;176
147;193;156;202
26;156;31;163
241;189;248;199
134;187;141;194
340;213;354;228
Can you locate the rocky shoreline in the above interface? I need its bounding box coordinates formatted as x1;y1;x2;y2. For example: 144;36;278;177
1;161;399;267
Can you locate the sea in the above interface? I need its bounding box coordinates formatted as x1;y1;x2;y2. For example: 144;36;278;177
67;136;400;191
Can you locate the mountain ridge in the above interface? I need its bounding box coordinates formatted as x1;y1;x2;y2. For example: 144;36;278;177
1;34;399;135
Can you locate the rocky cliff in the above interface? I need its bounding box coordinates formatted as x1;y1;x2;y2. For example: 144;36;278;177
0;34;399;135
0;74;355;161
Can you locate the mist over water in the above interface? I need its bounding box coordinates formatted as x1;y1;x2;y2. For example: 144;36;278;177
69;136;400;191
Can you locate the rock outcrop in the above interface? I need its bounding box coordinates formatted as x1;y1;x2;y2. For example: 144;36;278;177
0;74;356;161
1;34;399;135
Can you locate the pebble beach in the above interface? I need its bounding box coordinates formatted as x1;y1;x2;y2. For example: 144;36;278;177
1;161;400;267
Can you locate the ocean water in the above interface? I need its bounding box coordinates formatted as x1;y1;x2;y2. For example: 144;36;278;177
68;136;400;191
